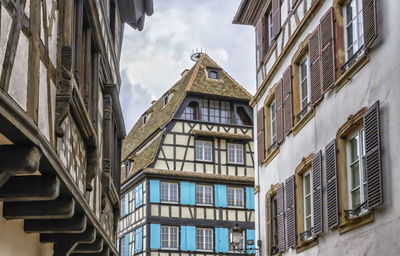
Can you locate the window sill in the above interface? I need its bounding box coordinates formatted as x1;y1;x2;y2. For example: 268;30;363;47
296;236;319;253
335;53;370;93
195;160;214;164
261;146;280;166
293;108;315;136
339;210;374;234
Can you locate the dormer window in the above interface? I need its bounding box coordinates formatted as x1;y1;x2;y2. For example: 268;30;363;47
207;68;221;79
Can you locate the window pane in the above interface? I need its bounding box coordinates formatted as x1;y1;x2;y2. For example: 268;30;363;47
304;173;311;195
305;196;311;216
350;135;359;161
351;162;360;189
352;188;361;207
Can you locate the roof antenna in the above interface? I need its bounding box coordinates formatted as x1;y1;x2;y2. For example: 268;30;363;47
190;48;207;62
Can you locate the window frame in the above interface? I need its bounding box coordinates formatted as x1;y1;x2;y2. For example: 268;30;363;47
227;143;245;165
302;169;313;234
227;187;244;208
346;129;368;215
160;182;179;204
196;228;214;251
207;68;222;79
161;226;179;249
343;0;365;64
196;184;213;206
298;54;311;117
195;140;213;162
269;99;277;147
229;229;246;252
182;101;199;120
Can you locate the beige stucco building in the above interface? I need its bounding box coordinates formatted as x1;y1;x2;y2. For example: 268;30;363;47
0;0;153;255
234;0;400;255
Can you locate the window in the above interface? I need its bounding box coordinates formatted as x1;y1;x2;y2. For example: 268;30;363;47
121;194;126;217
209;100;220;123
267;11;273;46
303;170;313;233
161;226;179;249
160;182;178;203
270;100;277;146
201;99;209;121
196;228;213;251
182;102;199;120
227;187;244;207
221;101;231;124
196;185;213;205
271;195;279;254
128;192;135;213
195;141;212;162
207;68;221;79
227;143;244;164
236;107;252;125
298;55;311;118
344;0;364;63
347;129;367;211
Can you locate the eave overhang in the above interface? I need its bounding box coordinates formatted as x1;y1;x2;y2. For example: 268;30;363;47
232;0;267;26
118;0;154;31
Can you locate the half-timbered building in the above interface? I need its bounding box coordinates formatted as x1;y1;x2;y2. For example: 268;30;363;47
0;0;153;255
119;54;256;256
234;0;400;255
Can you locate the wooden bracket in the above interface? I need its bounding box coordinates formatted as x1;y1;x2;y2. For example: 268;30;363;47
25;214;87;233
0;175;59;201
73;236;104;253
40;226;96;244
3;197;75;220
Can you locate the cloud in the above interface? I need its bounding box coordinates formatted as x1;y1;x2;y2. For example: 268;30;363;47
119;0;255;131
120;69;153;129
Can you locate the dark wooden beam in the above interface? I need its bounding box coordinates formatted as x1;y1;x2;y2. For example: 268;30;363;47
0;175;59;201
40;226;96;243
73;236;104;253
0;145;41;187
25;215;86;233
3;197;75;220
70;246;109;256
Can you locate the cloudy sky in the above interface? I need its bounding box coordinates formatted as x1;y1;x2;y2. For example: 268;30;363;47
119;0;255;131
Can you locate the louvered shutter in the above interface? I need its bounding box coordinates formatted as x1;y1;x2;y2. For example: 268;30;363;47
285;175;296;248
135;227;143;252
325;139;339;229
320;8;336;92
271;0;281;39
309;27;322;104
364;101;383;209
276;80;284;144
257;108;265;164
246;187;255;209
180;182;195;205
312;151;323;236
362;0;378;48
276;183;286;252
283;66;293;135
215;185;228;207
256;19;264;67
265;193;272;256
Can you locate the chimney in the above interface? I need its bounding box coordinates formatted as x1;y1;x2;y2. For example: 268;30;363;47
180;69;190;78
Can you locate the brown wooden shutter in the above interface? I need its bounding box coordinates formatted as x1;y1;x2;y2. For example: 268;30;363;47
283;66;293;135
276;183;286;252
325;139;339;229
309;27;322;105
276;80;284;144
257;108;265;165
285;175;296;248
265;194;272;256
364;101;383;209
320;8;336;92
256;19;264;68
262;14;269;56
312;150;323;236
271;0;281;39
362;0;378;48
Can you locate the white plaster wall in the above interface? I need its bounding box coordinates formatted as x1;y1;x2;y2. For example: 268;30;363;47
0;203;53;256
254;0;400;255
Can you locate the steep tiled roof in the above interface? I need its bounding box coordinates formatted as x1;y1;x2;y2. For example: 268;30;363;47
121;55;252;173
